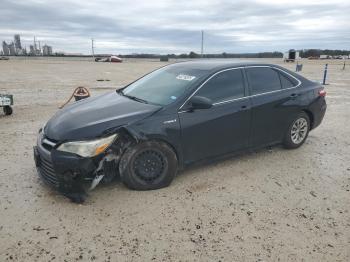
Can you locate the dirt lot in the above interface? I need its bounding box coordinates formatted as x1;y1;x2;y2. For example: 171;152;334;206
0;58;349;261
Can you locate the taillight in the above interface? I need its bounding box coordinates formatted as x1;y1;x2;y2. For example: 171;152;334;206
318;90;326;97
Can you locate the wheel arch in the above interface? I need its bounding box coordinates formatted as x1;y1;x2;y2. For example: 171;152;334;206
144;137;181;168
302;109;314;130
121;126;183;169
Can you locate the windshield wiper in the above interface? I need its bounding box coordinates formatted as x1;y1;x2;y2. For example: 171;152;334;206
127;95;149;104
119;91;148;104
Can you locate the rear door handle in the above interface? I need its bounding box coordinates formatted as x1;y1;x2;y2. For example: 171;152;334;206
290;93;299;99
240;105;248;111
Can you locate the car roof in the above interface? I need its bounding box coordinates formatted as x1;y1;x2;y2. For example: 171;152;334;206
171;60;280;72
167;60;308;86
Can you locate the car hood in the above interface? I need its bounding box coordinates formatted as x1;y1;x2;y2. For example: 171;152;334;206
44;92;161;141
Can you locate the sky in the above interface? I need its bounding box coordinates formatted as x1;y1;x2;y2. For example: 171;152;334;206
0;0;349;54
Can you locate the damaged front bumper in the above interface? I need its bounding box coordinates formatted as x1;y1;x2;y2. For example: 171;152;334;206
34;131;121;201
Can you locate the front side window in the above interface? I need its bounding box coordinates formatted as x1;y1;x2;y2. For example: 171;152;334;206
246;67;281;95
121;64;207;106
195;69;245;103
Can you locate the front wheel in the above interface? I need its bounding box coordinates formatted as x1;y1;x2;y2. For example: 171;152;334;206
119;141;178;190
283;112;310;149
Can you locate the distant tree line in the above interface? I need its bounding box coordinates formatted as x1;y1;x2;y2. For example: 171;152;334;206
6;49;348;58
119;49;349;59
120;51;284;59
299;49;350;58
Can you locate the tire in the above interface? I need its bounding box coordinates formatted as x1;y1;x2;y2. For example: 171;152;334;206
119;141;178;190
3;106;13;115
283;112;310;149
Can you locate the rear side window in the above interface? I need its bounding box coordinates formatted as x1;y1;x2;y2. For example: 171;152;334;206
246;67;281;95
279;71;298;89
196;69;245;103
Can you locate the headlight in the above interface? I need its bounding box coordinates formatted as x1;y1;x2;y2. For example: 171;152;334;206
57;134;117;157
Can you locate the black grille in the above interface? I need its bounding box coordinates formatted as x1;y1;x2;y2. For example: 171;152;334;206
39;157;60;188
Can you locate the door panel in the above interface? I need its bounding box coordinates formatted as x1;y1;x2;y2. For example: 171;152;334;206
179;99;251;164
245;67;302;147
250;89;300;146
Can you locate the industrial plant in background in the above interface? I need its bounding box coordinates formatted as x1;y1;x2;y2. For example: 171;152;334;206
1;34;53;56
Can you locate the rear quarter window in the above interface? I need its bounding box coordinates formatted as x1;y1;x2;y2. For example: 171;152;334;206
246;67;281;95
278;71;299;88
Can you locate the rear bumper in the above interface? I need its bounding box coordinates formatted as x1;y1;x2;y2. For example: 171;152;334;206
310;97;327;130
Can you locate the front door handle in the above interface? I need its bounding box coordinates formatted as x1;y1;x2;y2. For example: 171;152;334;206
240;105;248;111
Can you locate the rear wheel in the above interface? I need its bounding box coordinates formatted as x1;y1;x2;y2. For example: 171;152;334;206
119;141;178;190
3;106;12;115
283;112;310;149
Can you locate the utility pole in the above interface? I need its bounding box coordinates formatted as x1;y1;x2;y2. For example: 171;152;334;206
201;30;204;58
91;38;95;60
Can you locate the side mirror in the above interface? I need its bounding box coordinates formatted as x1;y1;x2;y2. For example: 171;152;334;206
189;96;213;110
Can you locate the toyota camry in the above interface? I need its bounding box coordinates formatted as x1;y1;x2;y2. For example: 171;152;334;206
34;61;327;202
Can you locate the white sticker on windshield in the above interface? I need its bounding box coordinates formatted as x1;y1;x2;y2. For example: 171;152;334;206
176;74;196;81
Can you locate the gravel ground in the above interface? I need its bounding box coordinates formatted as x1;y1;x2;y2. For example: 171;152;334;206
0;58;349;261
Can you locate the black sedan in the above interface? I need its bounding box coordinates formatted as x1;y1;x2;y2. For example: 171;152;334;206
34;61;327;202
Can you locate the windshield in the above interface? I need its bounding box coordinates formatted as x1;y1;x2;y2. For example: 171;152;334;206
121;64;207;106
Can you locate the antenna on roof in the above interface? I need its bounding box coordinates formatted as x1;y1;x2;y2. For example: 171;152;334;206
201;30;204;58
91;38;95;60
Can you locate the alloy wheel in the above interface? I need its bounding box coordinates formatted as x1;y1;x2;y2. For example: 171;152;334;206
291;118;308;144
